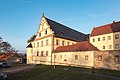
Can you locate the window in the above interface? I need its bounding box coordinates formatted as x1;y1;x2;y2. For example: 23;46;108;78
62;41;64;46
60;55;62;59
34;43;35;47
41;51;44;56
60;32;63;35
115;44;119;49
103;37;105;41
103;46;105;49
56;39;59;45
45;30;47;35
109;45;112;49
46;39;48;45
37;42;39;47
108;36;111;40
67;42;70;45
39;33;41;37
85;55;88;60
55;55;57;59
98;55;102;61
41;41;43;46
93;39;95;42
46;51;48;56
75;55;78;60
115;34;119;39
114;55;119;62
98;38;100;41
37;51;39;56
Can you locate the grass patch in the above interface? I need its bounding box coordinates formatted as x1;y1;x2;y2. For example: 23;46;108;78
8;65;120;80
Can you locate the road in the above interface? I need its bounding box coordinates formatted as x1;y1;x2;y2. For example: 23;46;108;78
0;64;35;74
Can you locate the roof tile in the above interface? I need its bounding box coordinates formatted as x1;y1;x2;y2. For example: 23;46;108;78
55;41;99;52
90;21;120;37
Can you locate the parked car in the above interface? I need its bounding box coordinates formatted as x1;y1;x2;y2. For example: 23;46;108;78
0;62;11;68
0;72;7;80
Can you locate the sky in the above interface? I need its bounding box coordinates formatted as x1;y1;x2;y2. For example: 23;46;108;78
0;0;120;53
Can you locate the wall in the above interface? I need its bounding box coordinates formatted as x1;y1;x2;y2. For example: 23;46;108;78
53;51;94;67
90;33;113;50
94;51;120;70
113;32;120;50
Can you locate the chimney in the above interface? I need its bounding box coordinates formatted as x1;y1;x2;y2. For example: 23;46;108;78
113;21;115;24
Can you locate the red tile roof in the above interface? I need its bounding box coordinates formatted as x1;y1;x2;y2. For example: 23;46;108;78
90;21;120;37
55;41;99;52
0;53;16;61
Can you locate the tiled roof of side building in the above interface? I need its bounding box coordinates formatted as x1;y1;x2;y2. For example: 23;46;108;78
46;17;88;42
90;21;120;37
55;41;99;52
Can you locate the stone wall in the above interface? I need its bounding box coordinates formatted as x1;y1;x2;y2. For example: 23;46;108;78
94;50;120;70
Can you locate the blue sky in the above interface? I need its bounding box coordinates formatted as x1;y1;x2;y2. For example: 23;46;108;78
0;0;120;53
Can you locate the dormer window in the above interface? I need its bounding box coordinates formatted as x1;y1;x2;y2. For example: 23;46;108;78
60;32;63;35
66;29;69;32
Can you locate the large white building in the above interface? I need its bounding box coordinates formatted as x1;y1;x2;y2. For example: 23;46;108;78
26;14;88;64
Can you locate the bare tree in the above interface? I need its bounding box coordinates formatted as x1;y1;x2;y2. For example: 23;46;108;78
0;37;17;53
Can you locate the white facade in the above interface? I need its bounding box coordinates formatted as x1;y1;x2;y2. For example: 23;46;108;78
53;51;94;67
90;32;120;51
27;16;80;64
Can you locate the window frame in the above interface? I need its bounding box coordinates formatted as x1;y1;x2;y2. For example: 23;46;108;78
46;51;48;56
108;36;111;40
41;51;44;56
85;55;88;60
93;38;95;42
103;46;105;49
115;34;119;39
98;55;102;61
98;38;100;41
62;41;64;46
46;39;48;45
41;41;43;46
39;33;41;37
103;37;105;41
45;30;47;35
75;55;78;60
60;55;62;59
56;39;59;45
114;55;119;63
109;45;112;49
115;44;119;49
37;51;39;56
37;42;39;47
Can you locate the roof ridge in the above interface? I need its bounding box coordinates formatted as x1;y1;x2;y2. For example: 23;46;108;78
94;23;111;29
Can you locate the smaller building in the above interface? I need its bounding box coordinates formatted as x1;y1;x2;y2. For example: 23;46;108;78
0;53;24;63
54;41;99;67
90;21;120;51
54;41;120;70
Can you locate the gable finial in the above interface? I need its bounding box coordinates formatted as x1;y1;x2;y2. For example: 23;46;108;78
42;12;44;17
